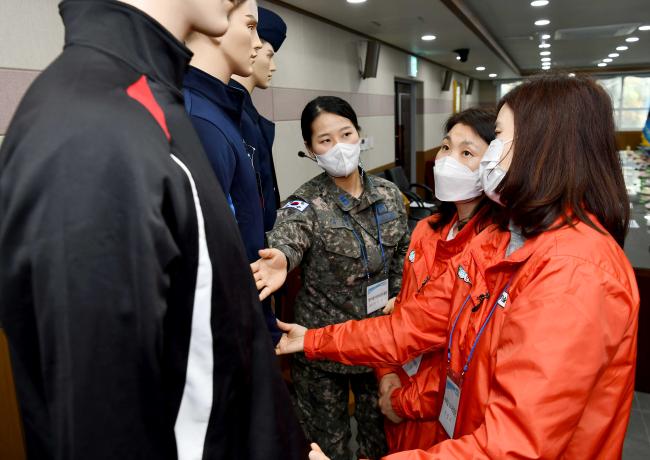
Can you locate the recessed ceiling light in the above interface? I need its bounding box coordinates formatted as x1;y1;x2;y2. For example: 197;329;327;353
421;35;436;41
531;0;549;6
346;0;367;3
541;57;551;62
626;37;639;42
598;63;607;67
603;58;613;63
608;53;619;58
540;51;551;56
541;34;551;40
489;73;498;77
535;19;551;26
476;66;486;71
639;25;650;31
569;73;576;77
616;45;629;51
539;43;551;48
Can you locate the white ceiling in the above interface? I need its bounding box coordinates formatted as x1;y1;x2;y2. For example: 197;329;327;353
276;0;650;80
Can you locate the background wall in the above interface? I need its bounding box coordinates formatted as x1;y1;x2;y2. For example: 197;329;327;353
0;0;491;198
256;0;482;198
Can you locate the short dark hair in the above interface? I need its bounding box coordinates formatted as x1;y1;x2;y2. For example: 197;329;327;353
497;73;629;246
431;107;499;232
300;96;361;145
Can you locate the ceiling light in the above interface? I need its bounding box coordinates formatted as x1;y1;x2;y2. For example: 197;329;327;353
456;56;461;61
541;33;551;40
608;53;619;58
535;19;551;26
346;0;367;3
539;43;551;48
476;66;486;71
540;51;551;56
598;63;607;67
489;73;498;77
421;35;436;41
541;57;551;62
569;73;576;77
626;37;639;42
603;58;613;63
531;0;549;6
639;25;650;31
616;45;628;51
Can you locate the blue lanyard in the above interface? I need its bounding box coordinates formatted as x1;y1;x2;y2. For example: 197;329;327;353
447;277;515;376
344;204;388;280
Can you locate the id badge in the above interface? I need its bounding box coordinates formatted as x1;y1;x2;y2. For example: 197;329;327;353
439;369;462;439
402;354;423;377
366;278;389;314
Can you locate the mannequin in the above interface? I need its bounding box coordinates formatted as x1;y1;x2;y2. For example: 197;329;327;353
0;0;307;458
183;0;284;344
230;6;287;231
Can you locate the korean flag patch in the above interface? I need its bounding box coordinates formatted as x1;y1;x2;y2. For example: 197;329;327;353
283;200;310;212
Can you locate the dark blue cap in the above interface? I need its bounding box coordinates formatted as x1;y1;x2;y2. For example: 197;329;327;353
257;7;287;52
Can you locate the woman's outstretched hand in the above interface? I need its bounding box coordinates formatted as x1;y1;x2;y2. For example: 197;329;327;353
274;320;307;355
250;248;288;301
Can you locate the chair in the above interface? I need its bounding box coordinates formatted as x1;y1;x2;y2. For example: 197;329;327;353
385;166;438;229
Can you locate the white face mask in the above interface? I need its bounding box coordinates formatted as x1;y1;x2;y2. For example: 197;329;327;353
479;138;513;205
314;141;361;178
433;156;482;202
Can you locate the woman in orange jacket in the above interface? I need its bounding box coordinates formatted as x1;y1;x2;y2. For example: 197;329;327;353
278;74;639;460
376;108;498;453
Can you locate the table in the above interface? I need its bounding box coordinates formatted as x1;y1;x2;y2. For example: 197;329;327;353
621;149;650;392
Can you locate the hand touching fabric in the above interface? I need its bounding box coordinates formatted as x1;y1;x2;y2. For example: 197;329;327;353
275;320;307;355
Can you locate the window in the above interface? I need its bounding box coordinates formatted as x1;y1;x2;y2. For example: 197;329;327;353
597;75;650;130
498;81;522;99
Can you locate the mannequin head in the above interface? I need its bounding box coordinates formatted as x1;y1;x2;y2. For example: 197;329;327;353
231;7;286;93
186;0;262;82
118;0;242;40
221;0;263;78
249;41;276;89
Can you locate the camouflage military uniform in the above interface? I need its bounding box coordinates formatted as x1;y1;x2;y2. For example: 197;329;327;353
267;171;410;460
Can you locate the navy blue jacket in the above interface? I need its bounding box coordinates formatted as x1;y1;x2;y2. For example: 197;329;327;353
184;67;280;343
229;79;280;232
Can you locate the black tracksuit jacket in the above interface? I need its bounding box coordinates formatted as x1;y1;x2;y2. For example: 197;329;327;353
0;1;307;459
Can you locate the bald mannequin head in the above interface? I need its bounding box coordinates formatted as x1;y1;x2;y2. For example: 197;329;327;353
117;0;240;40
186;0;262;83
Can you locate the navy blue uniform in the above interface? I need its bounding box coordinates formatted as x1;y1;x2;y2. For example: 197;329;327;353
230;79;280;231
184;67;281;343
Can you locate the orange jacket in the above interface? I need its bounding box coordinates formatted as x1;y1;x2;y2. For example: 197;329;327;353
305;218;639;459
380;213;485;453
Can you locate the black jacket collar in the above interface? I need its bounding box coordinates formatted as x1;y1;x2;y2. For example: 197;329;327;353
60;0;191;93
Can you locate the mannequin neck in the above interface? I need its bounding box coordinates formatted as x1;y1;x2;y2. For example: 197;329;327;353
117;0;191;41
188;34;233;83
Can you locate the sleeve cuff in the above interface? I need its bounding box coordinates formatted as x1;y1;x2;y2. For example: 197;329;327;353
303;328;318;360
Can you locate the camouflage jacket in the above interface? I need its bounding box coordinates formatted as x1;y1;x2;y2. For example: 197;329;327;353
267;172;410;374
